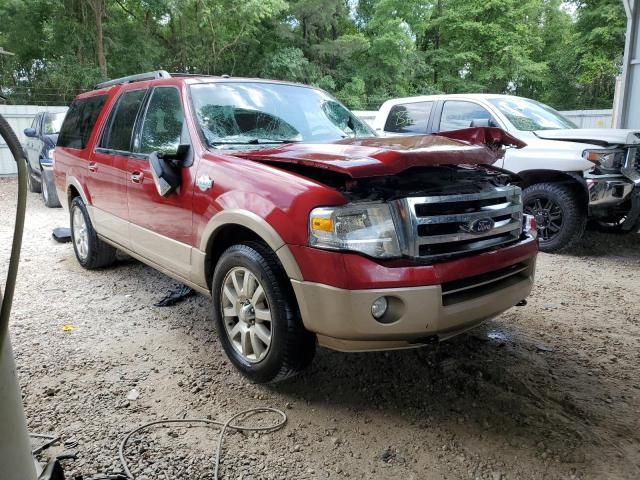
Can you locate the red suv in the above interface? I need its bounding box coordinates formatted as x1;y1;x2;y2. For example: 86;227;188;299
54;71;538;383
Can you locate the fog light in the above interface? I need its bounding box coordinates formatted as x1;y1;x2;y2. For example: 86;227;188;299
371;296;388;320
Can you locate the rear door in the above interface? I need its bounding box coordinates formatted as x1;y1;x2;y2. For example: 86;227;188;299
90;88;148;247
433;99;505;166
126;85;194;278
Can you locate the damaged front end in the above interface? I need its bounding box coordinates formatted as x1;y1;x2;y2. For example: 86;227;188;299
239;127;533;263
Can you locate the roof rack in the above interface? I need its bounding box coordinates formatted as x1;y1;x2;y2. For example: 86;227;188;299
95;70;171;89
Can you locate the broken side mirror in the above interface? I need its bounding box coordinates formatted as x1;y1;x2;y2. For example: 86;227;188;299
149;144;190;197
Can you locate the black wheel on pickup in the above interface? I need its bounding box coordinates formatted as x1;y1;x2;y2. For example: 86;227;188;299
523;182;586;252
70;196;117;269
212;241;316;384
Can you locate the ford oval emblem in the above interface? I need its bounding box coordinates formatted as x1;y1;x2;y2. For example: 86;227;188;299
464;218;495;234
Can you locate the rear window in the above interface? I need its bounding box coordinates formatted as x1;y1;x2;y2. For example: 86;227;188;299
58;95;107;149
100;89;147;152
384;102;433;134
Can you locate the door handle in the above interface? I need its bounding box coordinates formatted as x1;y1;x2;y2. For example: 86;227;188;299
88;162;98;172
130;171;144;184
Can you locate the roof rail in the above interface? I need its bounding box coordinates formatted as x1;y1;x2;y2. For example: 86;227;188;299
95;70;171;89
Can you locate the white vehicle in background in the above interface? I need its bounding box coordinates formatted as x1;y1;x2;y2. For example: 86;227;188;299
373;94;640;252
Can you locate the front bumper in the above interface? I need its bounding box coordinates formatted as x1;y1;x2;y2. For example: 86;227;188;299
292;257;536;352
586;176;634;207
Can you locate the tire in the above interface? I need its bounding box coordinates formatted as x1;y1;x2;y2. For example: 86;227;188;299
70;196;117;269
41;169;61;208
212;241;316;383
523;182;586;253
26;162;41;193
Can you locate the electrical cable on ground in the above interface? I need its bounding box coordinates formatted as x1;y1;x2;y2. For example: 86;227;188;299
114;407;287;480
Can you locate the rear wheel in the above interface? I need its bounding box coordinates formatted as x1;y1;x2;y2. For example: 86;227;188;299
41;169;61;208
70;196;117;269
523;182;586;252
212;241;315;383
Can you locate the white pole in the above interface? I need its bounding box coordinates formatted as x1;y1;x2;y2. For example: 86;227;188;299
0;334;38;480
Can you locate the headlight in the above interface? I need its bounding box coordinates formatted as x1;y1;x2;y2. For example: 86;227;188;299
583;149;625;170
309;203;401;258
47;149;54;160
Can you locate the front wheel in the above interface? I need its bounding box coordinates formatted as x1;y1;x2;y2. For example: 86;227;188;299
212;241;316;383
70;197;117;269
523;182;586;252
26;162;41;193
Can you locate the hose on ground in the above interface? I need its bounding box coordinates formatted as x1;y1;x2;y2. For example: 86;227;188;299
0;113;28;353
117;408;287;480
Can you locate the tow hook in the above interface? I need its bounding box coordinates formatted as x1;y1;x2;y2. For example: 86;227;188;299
516;299;527;307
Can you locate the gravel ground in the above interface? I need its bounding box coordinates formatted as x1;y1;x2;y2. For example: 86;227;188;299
1;176;639;480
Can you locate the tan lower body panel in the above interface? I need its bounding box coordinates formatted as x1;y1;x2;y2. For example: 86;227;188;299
291;260;535;352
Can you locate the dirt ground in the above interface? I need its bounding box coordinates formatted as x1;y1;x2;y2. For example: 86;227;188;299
1;176;639;480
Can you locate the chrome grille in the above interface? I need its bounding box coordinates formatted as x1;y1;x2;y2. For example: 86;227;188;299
392;186;523;260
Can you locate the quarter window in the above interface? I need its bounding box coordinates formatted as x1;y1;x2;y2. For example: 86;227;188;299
138;87;185;154
58;95;108;149
439;101;494;132
101;89;147;152
384;102;433;134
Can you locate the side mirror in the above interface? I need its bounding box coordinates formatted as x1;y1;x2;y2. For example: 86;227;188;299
149;144;190;197
24;128;36;138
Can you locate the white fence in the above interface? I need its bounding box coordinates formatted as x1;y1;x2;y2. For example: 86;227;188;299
0;105;67;176
559;109;612;128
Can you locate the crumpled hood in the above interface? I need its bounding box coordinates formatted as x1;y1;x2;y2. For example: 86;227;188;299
231;127;525;178
534;129;640;147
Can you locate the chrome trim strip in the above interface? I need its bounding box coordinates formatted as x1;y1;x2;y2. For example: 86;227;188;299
442;265;529;296
413;204;521;225
416;220;522;245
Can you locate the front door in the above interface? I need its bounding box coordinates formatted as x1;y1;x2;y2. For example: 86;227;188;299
126;86;194;279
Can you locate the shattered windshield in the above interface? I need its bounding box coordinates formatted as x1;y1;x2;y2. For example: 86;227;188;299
489;97;576;131
189;82;374;148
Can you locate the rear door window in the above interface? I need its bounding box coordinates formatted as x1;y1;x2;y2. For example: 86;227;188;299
100;89;147;153
384;102;433;134
58;95;108;149
438;101;494;132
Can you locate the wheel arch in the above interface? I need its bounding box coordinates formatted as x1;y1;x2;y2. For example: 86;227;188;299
65;177;90;207
200;210;303;291
518;169;588;205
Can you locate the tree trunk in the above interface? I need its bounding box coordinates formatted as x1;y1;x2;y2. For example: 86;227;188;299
433;0;442;85
90;0;108;79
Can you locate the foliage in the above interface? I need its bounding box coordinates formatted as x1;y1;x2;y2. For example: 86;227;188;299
0;0;627;109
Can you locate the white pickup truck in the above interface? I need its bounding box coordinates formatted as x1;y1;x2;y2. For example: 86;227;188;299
374;94;640;252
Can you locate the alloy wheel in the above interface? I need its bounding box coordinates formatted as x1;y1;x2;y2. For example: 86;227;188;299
42;176;49;202
220;267;272;363
524;197;563;242
72;207;89;261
